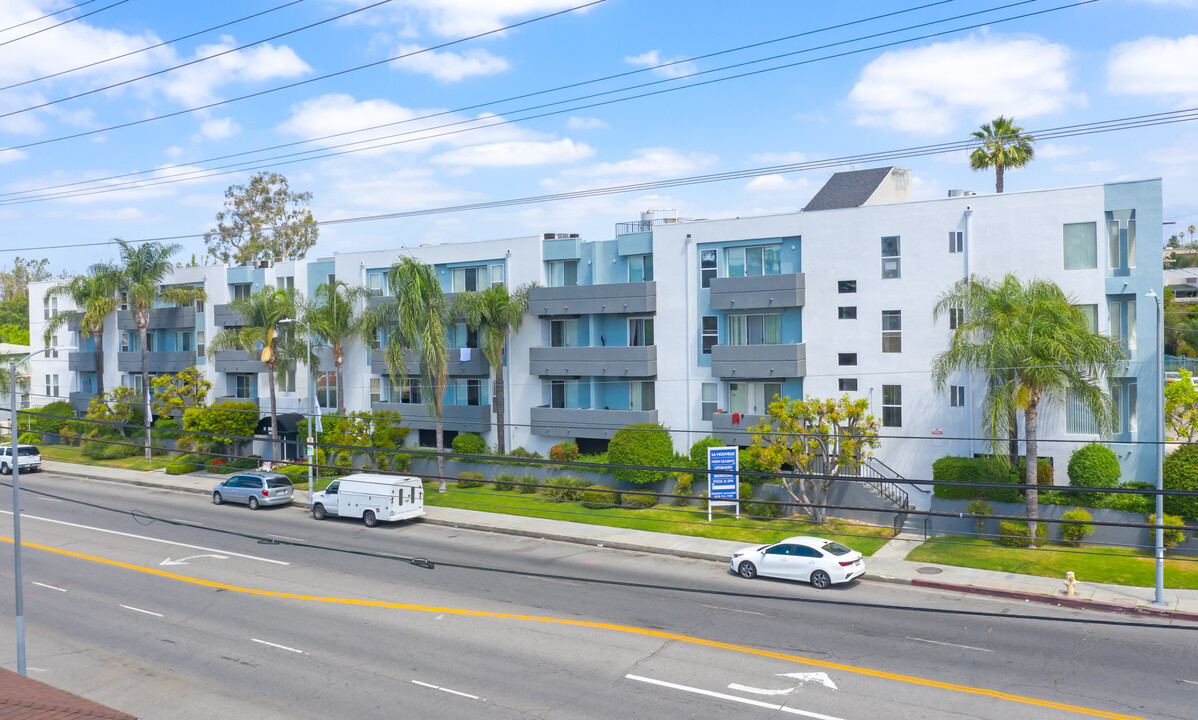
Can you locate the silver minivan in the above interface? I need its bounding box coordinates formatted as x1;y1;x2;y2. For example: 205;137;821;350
212;472;294;510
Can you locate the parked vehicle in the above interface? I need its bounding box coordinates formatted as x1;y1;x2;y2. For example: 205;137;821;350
0;445;41;475
212;472;294;510
730;536;865;589
311;474;424;527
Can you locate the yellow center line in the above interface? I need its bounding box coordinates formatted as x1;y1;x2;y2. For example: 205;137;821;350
6;536;1146;720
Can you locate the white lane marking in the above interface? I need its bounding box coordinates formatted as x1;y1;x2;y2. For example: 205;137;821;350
702;604;767;617
267;534;305;542
729;683;794;696
1178;679;1198;686
120;605;163;618
27;667;48;673
411;680;481;700
159;554;229;566
39;498;62;503
906;636;992;653
252;638;305;654
171;519;202;526
0;511;289;565
625;675;845;720
32;581;66;592
777;672;838;690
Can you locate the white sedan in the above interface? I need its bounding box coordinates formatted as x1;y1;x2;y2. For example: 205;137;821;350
730;536;865;589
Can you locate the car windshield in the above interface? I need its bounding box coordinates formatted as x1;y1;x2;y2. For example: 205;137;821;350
266;477;292;489
821;541;852;556
18;447;39;456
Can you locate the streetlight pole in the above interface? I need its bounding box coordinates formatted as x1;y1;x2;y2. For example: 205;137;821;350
281;318;315;508
1146;289;1165;607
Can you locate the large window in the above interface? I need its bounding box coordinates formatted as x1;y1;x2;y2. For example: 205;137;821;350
700;249;717;288
450;378;487;406
548;260;578;287
452;265;487;293
725;245;781;278
727;314;781;346
882;384;902;427
882;310;901;353
629;318;654;346
1065;388;1098;434
550;379;580;409
628;254;653;282
550;319;578;348
881;236;901;279
315;372;336;409
701;316;718;354
232;374;256;400
1063;222;1097;270
230;283;251;299
630;381;655;412
727;381;781;415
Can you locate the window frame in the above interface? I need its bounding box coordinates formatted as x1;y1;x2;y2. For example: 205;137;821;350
881;310;902;353
838;306;857;320
837;353;857;366
881;236;901;279
837;280;857;294
838;378;858;392
882;384;902;427
701;315;718;355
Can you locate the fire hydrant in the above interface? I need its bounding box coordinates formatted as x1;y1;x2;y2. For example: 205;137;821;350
1064;571;1078;597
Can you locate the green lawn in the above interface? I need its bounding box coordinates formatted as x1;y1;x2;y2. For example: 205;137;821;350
34;443;174;472
907;535;1198;590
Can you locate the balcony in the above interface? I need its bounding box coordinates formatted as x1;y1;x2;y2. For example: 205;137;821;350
530;281;656;317
213;350;265;374
68;351;99;372
369;348;490;377
709;273;805;311
69;391;95;413
711;411;768;446
215;395;261;409
529;345;656;377
212;304;243;327
710;343;806;379
117;351;195;374
116;306;196;330
369;401;491;433
529;406;658;439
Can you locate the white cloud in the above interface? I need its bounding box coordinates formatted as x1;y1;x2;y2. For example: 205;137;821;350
78;207;146;222
199;117;242;140
1056;160;1118;174
394;44;509;81
750;151;808;165
564;147;717;179
433;138;594;166
327;0;596;37
624;49;697;78
1037;143;1090;159
848;35;1081;135
567;116;607;129
1108;35;1198;103
159;38;311;106
745;174;814;193
0;149;29;165
165;146;184;159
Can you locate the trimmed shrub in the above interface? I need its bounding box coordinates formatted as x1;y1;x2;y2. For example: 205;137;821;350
1017;456;1054;486
543;476;588;502
747;501;784;519
228;456;262;470
1148;513;1188;548
18;432;41;444
932;456;1022;502
1059;508;1094;546
967;500;992;537
517;474;540;494
608;423;674;486
621;490;658;509
689;436;724;470
672;473;693;506
492;473;517;491
456;471;485;489
452;433;487;455
1162;444;1198;520
276;464;310;484
1067;444;1120;488
998;520;1049;547
507;447;542;460
549;441;579;463
581;485;619;509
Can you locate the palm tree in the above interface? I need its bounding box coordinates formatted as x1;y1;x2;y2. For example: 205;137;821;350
43;263;121;399
116;239;207;460
453;283;535;454
303;279;370;415
969;116;1036;193
208;287;305;459
932;274;1125;541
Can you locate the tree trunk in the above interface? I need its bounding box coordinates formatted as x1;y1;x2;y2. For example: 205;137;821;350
93;324;105;399
435;418;446;493
267;364;279;462
1024;402;1040;544
140;320;151;462
1008;409;1019;467
335;358;345;416
494;361;506;455
996;164;1005;193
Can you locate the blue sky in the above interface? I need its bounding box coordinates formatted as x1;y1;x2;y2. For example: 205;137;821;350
1;0;1196;273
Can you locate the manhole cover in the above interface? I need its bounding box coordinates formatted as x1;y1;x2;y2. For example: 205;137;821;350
916;567;943;575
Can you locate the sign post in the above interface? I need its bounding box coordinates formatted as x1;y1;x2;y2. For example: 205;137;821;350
707;446;740;521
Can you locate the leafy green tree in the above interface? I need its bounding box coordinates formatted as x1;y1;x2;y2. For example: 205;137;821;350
84;388;144;439
747;395;880;524
182;401;259;455
208;287;305;458
1165;370;1198;442
204;172;319;266
932;274;1125;541
453;282;535;454
0;296;28;330
969;116;1036;193
0;256;53;302
304;280;370;415
43;263;121;398
328;410;410;471
151;367;213;418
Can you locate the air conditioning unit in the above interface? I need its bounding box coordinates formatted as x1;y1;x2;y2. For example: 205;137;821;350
257;260;271;269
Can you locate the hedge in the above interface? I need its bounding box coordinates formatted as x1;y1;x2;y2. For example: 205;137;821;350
621;490;658;509
1148;513;1188;548
608;423;674;485
18;432;41;444
1162;444;1198;520
549;441;579;462
1059;508;1094;546
26;400;75;434
165;453;210;475
581;485;619;509
998;520;1048;547
1067;444;1120;488
456;471;485;489
932;457;1021;502
452;433;487;455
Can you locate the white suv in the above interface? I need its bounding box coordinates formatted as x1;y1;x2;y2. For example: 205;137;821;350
0;445;41;475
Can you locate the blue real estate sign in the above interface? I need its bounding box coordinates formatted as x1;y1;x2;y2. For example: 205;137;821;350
707;446;739;500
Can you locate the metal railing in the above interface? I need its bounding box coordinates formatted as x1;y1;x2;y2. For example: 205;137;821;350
808;456;911;510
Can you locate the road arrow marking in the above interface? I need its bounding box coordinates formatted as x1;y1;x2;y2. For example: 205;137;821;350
777;672;838;690
160;554;229;566
729;683;795;696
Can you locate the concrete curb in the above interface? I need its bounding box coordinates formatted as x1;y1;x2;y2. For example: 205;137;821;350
910;579;1198;623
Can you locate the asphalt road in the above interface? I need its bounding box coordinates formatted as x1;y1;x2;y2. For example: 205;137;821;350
0;472;1194;720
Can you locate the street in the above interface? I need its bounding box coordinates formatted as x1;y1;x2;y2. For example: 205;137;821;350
0;472;1194;719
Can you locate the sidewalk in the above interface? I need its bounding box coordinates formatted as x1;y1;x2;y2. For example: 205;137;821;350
38;460;1198;622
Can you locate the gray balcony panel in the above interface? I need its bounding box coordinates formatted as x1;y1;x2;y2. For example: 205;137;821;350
529;406;658;439
69;391;96;413
116;306;197;330
370;401;491;433
530;281;656;317
215;395;261;409
711;411;767;446
709;273;805;311
212;304;243;327
710;343;806;379
528;345;656;377
117;351;196;374
213;350;265;374
370;348;490;376
68;351;99;372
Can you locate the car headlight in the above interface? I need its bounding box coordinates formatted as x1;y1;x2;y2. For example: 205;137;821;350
732;553;743;559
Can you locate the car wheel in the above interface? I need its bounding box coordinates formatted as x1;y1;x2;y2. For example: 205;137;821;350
810;570;831;589
212;492;223;505
363;510;377;528
1;464;9;476
248;496;260;510
738;561;757;579
312;504;326;520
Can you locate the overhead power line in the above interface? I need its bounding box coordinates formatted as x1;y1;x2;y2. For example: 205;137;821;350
0;0;99;34
0;0;129;48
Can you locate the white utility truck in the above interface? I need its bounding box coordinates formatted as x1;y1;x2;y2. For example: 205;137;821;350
310;474;425;527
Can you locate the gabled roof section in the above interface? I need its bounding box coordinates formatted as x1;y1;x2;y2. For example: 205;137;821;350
802;166;899;212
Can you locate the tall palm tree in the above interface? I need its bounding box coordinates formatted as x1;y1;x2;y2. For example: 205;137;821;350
931;274;1125;541
303;279;370;415
368;257;450;491
116;239;207;460
208;287;305;459
453;283;535;454
969;116;1036;193
43;263;121;399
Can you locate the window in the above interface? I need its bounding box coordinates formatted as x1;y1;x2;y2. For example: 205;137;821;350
630;381;655;412
327;273;336;287
452;266;485;293
838;306;857;320
367;271;385;296
882;384;902;427
550;319;578;348
700;249;717;288
629;318;654;346
725;245;781;278
1109;300;1135;351
1063;222;1097;270
230;283;251;299
727;381;781;415
882;310;901;353
701;383;717;421
548;260;577;287
949;231;964;254
948;307;964;330
45;374;60;398
1076;304;1098;333
178;331;194;352
120;332;138;353
369;327;383;350
838;353;857;366
950;385;966;407
233;374;255;399
550;379;579;409
881;236;901;279
1128;219;1137;269
1066;388;1099;434
277;276;295;291
451;378;487;406
50;335;59;358
628;254;654;282
316;371;337;410
196;331;205;357
838;378;858;392
43;296;56;320
277;362;297;393
397;377;421;405
447;322;478;349
727;314;781;346
490;263;505;288
370;377;382;404
838;280;856;294
119;290;129;311
701;316;718;354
